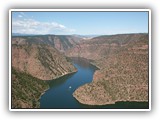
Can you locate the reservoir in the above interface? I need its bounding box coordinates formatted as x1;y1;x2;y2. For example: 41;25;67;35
40;58;148;109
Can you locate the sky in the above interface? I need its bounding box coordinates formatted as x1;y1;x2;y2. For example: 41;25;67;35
12;11;148;35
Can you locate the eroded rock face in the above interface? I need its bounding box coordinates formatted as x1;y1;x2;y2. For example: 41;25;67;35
71;34;149;105
12;44;77;80
66;34;148;60
12;35;82;52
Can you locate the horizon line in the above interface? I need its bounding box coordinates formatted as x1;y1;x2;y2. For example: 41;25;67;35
12;32;148;36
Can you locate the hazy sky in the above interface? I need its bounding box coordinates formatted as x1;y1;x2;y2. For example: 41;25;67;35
12;11;148;35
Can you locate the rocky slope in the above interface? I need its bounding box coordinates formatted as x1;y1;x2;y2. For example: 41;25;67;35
12;44;77;80
12;35;82;52
66;34;148;60
66;33;149;105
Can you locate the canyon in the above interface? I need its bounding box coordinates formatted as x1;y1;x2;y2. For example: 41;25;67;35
11;35;78;108
11;33;149;108
66;33;149;105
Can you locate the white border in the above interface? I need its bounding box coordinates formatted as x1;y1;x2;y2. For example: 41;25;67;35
9;9;151;111
9;9;12;111
149;9;151;111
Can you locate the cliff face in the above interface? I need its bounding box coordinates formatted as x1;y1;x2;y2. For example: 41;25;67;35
66;34;149;105
66;34;148;61
12;35;82;52
12;44;77;80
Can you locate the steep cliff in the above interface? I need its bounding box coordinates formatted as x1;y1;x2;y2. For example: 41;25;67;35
66;33;149;105
12;44;77;80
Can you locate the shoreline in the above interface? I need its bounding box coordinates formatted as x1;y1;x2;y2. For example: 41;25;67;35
73;94;149;107
46;69;77;81
39;70;77;95
73;93;149;106
38;69;78;107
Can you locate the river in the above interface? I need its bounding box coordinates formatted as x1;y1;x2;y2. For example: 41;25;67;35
40;58;148;109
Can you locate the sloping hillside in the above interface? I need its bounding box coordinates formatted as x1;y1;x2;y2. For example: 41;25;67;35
12;44;77;80
12;67;49;108
66;34;148;61
12;35;82;52
66;33;149;105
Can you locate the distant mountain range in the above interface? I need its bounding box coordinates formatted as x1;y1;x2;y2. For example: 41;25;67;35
12;33;38;36
12;33;100;38
72;34;100;39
